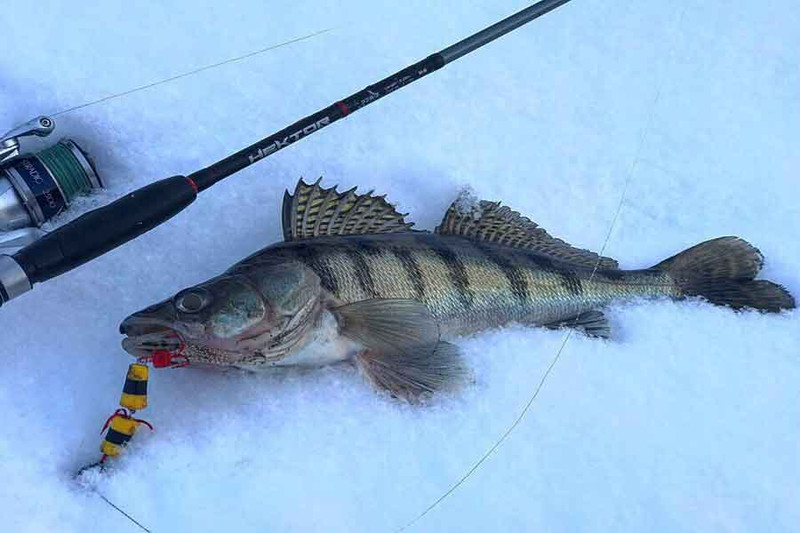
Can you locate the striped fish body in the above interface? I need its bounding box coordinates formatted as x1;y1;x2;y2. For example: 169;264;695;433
120;179;793;400
235;232;676;337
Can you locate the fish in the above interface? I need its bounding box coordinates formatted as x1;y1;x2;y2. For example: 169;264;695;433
120;179;795;400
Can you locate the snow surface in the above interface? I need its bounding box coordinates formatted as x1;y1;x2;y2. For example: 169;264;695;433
1;1;798;531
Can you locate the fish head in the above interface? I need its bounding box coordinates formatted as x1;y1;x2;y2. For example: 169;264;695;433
120;260;323;366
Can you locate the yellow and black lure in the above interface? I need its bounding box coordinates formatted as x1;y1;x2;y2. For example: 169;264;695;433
99;364;153;460
73;363;155;472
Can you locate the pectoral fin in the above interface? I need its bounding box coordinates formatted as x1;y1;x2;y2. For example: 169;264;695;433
355;341;467;402
332;299;469;401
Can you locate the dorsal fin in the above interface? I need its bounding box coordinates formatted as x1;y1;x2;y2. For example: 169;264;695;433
282;178;415;241
436;195;619;270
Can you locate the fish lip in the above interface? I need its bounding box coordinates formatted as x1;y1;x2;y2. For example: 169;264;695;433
119;314;173;336
119;315;184;357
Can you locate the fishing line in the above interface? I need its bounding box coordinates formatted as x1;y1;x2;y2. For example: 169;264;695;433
396;179;628;533
96;491;151;532
50;28;333;118
397;5;688;531
42;28;332;533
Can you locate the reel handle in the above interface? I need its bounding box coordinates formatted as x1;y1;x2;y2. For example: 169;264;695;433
0;176;197;303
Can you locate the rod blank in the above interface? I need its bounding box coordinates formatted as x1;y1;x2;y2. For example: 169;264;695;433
439;0;572;64
189;0;574;191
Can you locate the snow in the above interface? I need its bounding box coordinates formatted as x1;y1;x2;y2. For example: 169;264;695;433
1;1;798;531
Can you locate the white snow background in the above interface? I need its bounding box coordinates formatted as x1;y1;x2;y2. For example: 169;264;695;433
1;1;798;531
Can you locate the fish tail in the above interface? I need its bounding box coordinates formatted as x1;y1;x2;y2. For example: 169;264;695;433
652;237;795;313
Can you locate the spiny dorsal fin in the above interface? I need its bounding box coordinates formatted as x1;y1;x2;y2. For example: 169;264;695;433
282;178;415;241
435;194;619;270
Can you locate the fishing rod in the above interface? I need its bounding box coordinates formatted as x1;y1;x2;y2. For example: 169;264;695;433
0;0;573;307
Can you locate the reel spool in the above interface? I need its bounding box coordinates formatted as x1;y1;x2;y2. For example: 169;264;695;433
0;117;102;253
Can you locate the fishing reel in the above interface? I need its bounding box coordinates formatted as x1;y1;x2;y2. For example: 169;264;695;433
0;116;102;254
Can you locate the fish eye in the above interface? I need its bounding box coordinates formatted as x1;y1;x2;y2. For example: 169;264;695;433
174;289;212;313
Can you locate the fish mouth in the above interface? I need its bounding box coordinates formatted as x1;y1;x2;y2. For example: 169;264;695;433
120;315;183;359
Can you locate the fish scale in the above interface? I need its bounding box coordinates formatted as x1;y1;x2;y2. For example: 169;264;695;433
272;233;676;336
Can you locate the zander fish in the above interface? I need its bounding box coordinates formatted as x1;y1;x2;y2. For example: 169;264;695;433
120;179;795;400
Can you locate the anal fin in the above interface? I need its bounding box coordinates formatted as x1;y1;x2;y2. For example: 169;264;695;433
545;310;611;339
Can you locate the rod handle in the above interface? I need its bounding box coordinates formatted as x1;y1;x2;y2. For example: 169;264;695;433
11;176;197;287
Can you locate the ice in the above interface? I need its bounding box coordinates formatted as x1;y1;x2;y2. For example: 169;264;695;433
1;1;798;531
451;187;484;221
